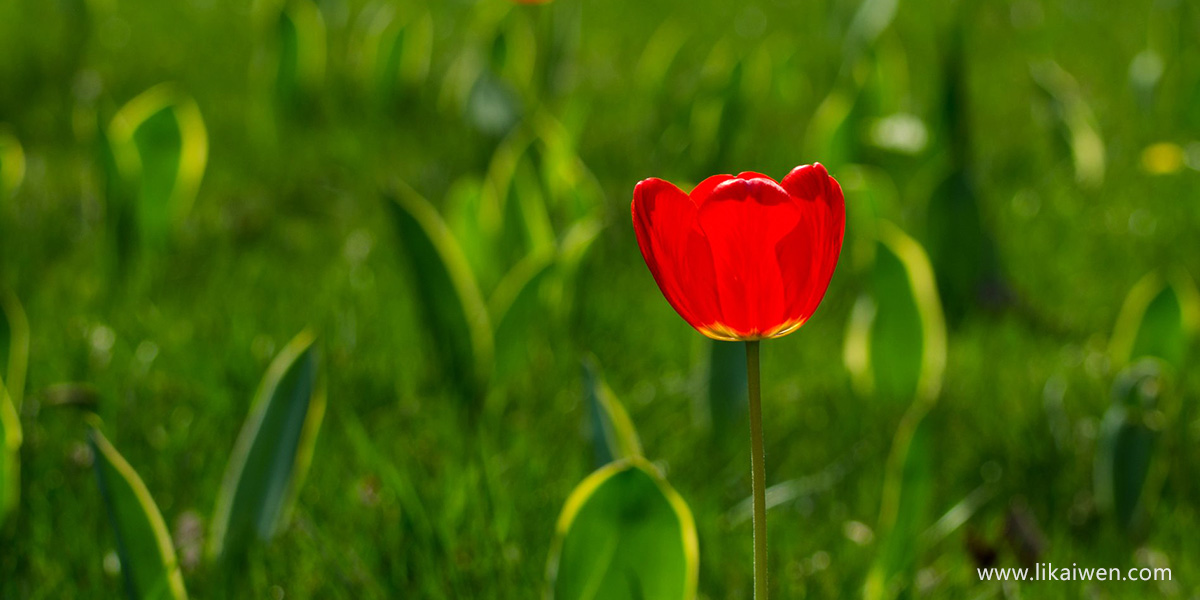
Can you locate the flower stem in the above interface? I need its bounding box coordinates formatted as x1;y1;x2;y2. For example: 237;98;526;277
746;340;767;599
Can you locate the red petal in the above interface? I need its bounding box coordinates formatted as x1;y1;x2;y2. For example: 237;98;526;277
696;177;802;338
632;178;722;332
735;171;774;182
778;164;845;324
689;174;736;205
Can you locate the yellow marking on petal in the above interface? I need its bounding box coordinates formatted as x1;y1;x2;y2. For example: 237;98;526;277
697;317;806;341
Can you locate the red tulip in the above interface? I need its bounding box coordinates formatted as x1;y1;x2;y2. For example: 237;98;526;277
631;164;845;341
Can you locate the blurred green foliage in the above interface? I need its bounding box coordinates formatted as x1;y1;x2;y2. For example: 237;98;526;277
1;0;1199;598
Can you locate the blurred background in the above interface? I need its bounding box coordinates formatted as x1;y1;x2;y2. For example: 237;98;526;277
1;0;1198;597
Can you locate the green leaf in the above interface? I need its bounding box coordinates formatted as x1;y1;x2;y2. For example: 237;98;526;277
1110;270;1200;370
489;11;538;94
0;289;27;526
353;5;433;101
803;83;861;172
0;288;29;411
1095;360;1166;531
385;182;494;398
865;412;934;600
551;215;604;324
634;22;688;93
547;459;698;600
0;383;20;526
851;224;946;599
0;126;25;198
108;84;208;249
1030;61;1106;189
924;168;1003;325
844;0;899;63
706;340;747;436
844;221;946;403
276;0;326;103
839;165;901;270
490;250;555;381
89;424;188;600
581;357;642;466
209;329;325;562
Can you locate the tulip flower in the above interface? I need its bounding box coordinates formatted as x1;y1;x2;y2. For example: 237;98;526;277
631;164;845;598
631;164;844;341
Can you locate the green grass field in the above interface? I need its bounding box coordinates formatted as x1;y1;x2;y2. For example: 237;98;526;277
2;0;1199;598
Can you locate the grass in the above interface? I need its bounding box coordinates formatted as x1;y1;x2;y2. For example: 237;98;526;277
2;0;1200;597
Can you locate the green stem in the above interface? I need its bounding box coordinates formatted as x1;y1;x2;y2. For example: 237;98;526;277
746;340;767;598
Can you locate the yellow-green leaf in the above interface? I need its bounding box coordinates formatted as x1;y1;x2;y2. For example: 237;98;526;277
0;383;19;525
276;0;327;103
352;5;432;100
1110;269;1200;370
108;84;208;249
0;288;29;411
547;459;698;600
209;330;325;561
848;223;946;600
1030;61;1106;189
844;221;946;403
90;425;188;600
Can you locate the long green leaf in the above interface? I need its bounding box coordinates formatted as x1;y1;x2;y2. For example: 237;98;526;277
353;5;433;101
547;459;698;600
1030;61;1106;189
385;182;494;398
1110;270;1200;370
0;383;19;526
90;425;188;600
209;329;325;561
551;215;604;324
275;0;326;103
864;410;934;600
848;223;946;600
844;222;946;403
1095;360;1167;531
924;168;1003;325
490;250;555;380
108;84;208;249
0;288;29;411
581;357;642;466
